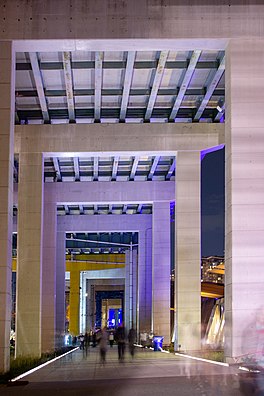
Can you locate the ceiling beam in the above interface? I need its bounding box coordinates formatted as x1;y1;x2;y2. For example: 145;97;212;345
112;156;119;181
17;60;219;71
120;51;136;121
73;157;80;181
53;157;61;181
93;157;99;181
137;204;143;214
130;156;139;180
166;158;176;180
62;51;75;122
29;52;49;123
169;50;201;120
214;102;225;121
194;56;225;121
145;51;169;120
16;87;225;98
94;51;103;122
148;156;160;180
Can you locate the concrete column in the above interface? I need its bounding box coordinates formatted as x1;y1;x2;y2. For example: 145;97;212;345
132;248;137;331
56;231;65;347
138;227;152;335
124;250;130;329
16;152;44;357
69;269;80;336
152;201;171;344
0;41;15;373
225;39;264;361
175;151;201;351
42;200;57;353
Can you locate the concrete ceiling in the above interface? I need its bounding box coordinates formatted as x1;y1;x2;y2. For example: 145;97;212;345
15;49;225;124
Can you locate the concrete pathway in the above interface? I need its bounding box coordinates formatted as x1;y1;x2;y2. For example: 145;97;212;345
0;346;251;395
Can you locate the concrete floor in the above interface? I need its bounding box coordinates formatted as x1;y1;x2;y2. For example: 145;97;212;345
0;346;258;395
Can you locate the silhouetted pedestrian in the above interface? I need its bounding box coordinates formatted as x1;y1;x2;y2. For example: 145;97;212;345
128;326;136;358
99;327;108;365
115;324;126;361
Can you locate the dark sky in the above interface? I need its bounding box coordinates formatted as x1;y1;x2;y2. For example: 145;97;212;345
201;148;225;257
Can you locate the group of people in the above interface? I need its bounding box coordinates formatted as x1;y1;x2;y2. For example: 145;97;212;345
77;325;136;364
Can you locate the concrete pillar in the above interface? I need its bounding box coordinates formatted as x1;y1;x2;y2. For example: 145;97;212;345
175;151;201;351
132;248;137;331
42;200;57;352
56;231;65;347
152;201;171;344
69;269;80;336
16;152;44;357
225;39;264;361
138;227;152;335
0;41;15;373
124;250;130;329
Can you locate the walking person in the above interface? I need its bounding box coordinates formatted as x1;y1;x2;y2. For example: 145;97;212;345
115;324;126;362
109;331;114;347
128;326;136;359
99;327;108;365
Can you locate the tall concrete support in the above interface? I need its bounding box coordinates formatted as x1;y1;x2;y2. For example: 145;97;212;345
56;231;66;347
0;41;15;373
138;226;152;335
69;269;80;336
132;248;138;331
125;250;130;329
152;201;171;344
175;151;201;351
42;200;57;352
225;39;264;360
16;153;44;357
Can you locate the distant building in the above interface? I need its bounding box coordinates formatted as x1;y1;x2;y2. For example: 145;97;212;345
201;256;224;284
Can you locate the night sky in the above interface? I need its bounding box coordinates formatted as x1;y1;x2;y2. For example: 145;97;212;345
201;148;225;257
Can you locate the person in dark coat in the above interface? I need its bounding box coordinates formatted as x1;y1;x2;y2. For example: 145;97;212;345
128;327;136;358
115;324;126;361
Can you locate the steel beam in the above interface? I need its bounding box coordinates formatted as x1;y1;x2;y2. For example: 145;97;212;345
166;158;176;180
112;156;119;180
148;156;160;180
62;52;75;122
194;56;225;121
215;102;225;121
29;52;49;122
73;157;80;181
130;156;139;180
120;51;136;121
94;52;103;121
93;157;99;181
53;157;62;181
169;50;201;120
145;51;168;120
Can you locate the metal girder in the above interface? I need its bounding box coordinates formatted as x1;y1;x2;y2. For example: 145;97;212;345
64;205;69;215
73;157;80;181
166;158;176;180
215;102;225;121
148;156;160;180
120;51;136;121
112;156;119;180
109;204;113;214
145;51;169;120
16;60;219;71
194;56;225;121
93;157;99;181
130;156;139;180
94;52;103;121
169;50;201;120
94;204;98;215
62;52;75;122
137;204;143;214
29;52;49;122
15;87;225;97
53;158;61;181
79;205;84;214
122;204;128;214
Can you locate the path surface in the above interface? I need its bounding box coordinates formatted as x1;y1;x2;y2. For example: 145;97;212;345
0;347;253;395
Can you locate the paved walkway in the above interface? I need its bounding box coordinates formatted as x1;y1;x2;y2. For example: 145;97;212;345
0;346;251;395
